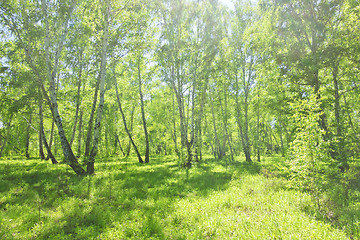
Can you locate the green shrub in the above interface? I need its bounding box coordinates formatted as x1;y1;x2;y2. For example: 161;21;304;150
288;94;337;209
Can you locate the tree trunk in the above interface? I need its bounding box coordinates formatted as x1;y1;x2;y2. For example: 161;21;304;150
115;133;125;156
172;91;179;156
0;133;3;158
38;94;57;164
194;76;209;162
170;64;192;166
219;84;234;162
70;51;84;147
105;125;109;156
87;0;110;174
77;109;83;158
343;94;360;155
279;117;284;157
25;114;32;158
114;68;143;163
38;99;46;160
313;69;329;136
243;70;252;162
0;118;12;158
42;0;86;175
41;125;58;164
210;94;221;159
173;85;192;166
49;119;54;152
333;64;348;170
235;72;252;163
256;93;261;162
84;80;100;158
138;58;150;163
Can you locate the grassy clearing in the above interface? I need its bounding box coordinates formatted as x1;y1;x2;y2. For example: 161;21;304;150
0;155;356;239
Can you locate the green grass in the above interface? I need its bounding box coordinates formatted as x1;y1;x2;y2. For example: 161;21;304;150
0;155;357;239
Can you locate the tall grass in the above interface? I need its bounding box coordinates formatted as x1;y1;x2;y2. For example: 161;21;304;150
0;155;355;239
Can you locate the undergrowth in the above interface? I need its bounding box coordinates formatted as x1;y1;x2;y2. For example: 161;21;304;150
0;155;358;239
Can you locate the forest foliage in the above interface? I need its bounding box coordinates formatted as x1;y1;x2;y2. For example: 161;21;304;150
1;0;360;238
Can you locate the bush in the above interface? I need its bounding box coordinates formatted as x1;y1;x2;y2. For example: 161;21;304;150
288;94;337;210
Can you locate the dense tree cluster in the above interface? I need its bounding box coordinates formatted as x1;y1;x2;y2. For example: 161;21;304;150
0;0;359;175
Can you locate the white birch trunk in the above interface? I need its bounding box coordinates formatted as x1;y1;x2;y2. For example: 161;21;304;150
42;0;86;175
87;0;110;174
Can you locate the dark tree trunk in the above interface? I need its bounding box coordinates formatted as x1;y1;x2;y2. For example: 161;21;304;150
114;68;143;163
4;0;85;174
41;126;58;164
115;133;125;156
125;105;135;157
39;101;58;164
49;119;54;152
0;134;3;158
313;69;329;136
333;64;348;170
138;59;150;163
25;114;32;158
84;79;100;158
77;109;83;158
39;99;46;160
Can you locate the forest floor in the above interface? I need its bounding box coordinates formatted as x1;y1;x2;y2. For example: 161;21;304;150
0;155;358;239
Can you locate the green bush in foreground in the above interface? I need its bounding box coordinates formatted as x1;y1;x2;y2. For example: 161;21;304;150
0;156;357;239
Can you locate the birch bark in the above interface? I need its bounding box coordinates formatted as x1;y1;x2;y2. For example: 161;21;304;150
87;0;110;174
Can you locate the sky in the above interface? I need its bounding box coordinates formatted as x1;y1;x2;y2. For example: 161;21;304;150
219;0;235;10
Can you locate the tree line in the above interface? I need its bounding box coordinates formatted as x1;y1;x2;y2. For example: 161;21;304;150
0;0;359;175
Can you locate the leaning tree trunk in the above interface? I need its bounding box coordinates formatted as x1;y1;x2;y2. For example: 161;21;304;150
41;0;86;175
48;119;54;152
38;94;57;164
115;133;125;156
125;106;135;157
87;0;110;174
40;125;58;164
114;67;143;163
137;58;150;163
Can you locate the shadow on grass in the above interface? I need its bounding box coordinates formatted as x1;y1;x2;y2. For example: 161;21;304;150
0;155;260;239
